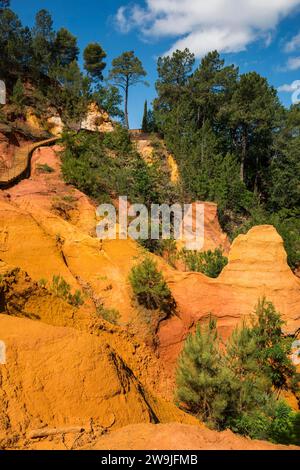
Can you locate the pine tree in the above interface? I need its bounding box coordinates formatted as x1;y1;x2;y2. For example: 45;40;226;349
31;9;55;74
83;43;107;83
54;28;79;67
176;319;230;427
93;85;124;119
251;298;297;390
225;323;273;421
129;257;175;315
10;78;26;114
142;100;148;132
109;51;148;129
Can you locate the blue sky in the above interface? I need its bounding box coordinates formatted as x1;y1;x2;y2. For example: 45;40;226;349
10;0;300;128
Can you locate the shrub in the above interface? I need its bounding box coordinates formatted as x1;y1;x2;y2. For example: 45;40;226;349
180;248;228;278
97;304;120;325
139;237;178;267
269;401;300;445
175;298;299;444
251;298;297;390
50;275;84;307
36;163;55;173
129;257;176;315
60;128;180;208
230;401;300;445
229;410;272;441
38;278;47;288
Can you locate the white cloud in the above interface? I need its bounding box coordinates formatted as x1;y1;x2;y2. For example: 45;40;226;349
115;0;300;57
286;56;300;69
116;6;130;33
278;80;300;92
284;32;300;52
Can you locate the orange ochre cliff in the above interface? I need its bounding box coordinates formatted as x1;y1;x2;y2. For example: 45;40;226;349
0;144;299;450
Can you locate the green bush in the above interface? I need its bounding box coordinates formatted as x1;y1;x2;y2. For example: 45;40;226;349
229;410;272;441
251;298;297;390
229;401;300;445
176;298;300;444
97;305;120;325
60;128;178;207
36;163;55;173
50;275;84;307
269;401;300;445
139;237;177;267
180;248;228;278
129;257;176;315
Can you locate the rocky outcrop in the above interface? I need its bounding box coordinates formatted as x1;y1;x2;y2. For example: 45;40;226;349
0;130;29;171
25;102;114;136
81;102;114;133
159;225;300;369
130;132;180;184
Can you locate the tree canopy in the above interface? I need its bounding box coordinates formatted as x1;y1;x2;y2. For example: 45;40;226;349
109;51;147;128
83;42;107;82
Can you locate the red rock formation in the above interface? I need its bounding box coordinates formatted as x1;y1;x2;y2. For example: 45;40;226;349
159;225;300;371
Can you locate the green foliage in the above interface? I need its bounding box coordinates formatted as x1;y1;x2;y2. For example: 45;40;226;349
54;27;79;67
97;305;120;325
143;238;178;266
251;298;297;390
142;100;148;132
0;4;125;133
50;275;84;307
176;298;299;444
154;48;299;271
269;401;300;445
61;127;177;206
36;163;54;173
180;248;228;278
129;258;176;315
48;61;90;129
31;9;55;74
109;50;148;128
176;319;229;427
93;85;124;119
10;78;26;114
38;278;47;288
230;400;300;445
84;43;107;82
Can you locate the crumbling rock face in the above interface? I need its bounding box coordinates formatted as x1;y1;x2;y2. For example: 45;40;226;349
0;130;30;171
0;315;165;449
81;103;114;133
0;267;82;326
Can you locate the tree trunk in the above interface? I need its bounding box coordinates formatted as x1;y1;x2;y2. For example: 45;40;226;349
124;80;129;129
